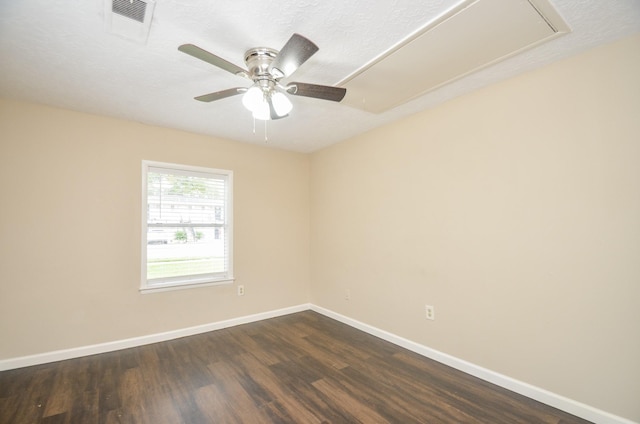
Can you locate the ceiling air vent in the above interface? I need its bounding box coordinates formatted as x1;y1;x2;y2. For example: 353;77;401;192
112;0;147;23
105;0;155;44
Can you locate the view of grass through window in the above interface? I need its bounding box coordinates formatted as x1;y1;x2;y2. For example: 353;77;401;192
147;256;223;280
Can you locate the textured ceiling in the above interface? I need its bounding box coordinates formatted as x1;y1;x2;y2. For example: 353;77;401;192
1;0;639;152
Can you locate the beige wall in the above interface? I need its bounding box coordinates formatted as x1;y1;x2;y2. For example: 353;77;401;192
310;34;640;421
0;100;310;358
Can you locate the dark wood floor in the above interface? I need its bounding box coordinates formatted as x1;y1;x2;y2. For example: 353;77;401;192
0;311;592;424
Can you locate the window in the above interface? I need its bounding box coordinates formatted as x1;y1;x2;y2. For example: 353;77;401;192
141;161;233;292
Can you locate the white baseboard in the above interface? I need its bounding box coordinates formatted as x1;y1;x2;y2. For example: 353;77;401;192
1;303;635;424
0;303;310;372
310;304;637;424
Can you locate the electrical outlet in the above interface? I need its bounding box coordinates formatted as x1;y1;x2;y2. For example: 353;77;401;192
425;305;435;320
237;285;245;296
345;289;351;301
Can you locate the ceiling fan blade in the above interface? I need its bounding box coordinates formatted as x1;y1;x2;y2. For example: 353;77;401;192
286;82;346;102
194;87;246;102
269;34;319;79
179;44;249;78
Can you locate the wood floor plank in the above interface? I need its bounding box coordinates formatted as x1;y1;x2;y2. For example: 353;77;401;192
41;412;67;424
206;360;264;421
235;352;329;424
0;311;594;424
312;377;390;423
42;361;76;418
339;353;476;423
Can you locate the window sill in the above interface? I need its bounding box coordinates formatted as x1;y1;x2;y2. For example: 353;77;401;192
140;278;235;294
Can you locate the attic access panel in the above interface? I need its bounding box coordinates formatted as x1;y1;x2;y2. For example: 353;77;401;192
341;0;570;113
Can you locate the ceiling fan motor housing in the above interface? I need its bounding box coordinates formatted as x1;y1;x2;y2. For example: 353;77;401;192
244;48;279;80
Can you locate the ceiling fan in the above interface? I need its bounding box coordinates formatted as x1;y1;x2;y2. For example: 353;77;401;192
178;34;346;121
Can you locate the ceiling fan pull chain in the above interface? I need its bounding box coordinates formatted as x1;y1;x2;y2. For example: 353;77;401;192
264;120;268;142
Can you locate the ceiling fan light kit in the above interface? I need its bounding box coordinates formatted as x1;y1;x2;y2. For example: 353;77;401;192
241;84;292;120
179;34;346;121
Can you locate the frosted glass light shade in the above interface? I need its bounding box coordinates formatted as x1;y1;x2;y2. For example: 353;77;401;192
271;92;292;117
242;86;263;112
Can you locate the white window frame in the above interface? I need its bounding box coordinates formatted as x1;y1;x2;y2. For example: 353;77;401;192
141;160;233;293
